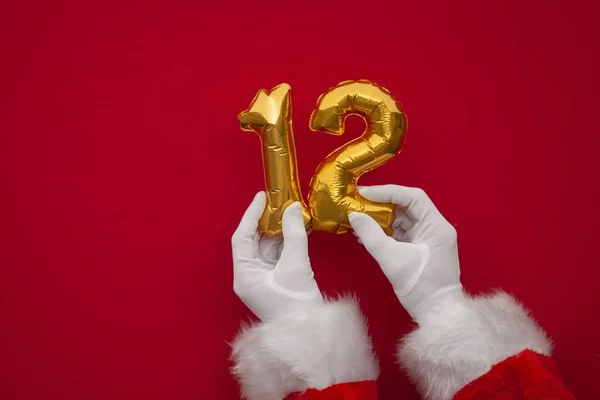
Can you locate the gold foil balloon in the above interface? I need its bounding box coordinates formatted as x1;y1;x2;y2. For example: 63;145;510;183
239;84;311;237
308;80;407;235
239;80;406;237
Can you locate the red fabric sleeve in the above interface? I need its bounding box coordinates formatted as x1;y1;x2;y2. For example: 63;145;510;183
284;381;378;400
453;349;575;399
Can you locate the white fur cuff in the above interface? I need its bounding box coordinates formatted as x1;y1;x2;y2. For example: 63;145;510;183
398;291;553;400
231;296;379;400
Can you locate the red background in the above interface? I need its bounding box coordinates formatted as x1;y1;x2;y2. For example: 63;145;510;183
1;0;599;399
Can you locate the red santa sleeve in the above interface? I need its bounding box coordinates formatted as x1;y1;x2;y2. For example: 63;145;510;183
230;296;379;400
397;290;575;400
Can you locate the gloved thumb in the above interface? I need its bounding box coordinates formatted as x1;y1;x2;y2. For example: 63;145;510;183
280;202;309;262
348;212;395;259
349;212;427;300
270;202;320;299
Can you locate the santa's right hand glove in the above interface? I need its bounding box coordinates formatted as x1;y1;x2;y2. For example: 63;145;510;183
348;185;463;323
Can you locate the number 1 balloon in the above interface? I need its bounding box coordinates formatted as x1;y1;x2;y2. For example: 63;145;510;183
239;80;407;237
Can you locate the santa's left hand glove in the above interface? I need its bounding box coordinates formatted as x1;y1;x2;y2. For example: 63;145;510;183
232;192;323;321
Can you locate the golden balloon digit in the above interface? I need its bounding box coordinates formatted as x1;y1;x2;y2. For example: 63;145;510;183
239;80;406;237
308;80;407;235
239;83;311;237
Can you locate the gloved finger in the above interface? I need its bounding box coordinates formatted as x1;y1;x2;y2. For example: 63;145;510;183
348;212;396;259
279;202;309;264
395;208;414;232
259;235;283;266
232;191;266;259
391;208;413;242
399;224;419;243
359;185;442;223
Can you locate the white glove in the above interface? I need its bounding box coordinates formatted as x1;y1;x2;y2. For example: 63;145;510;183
348;185;463;322
232;192;323;321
